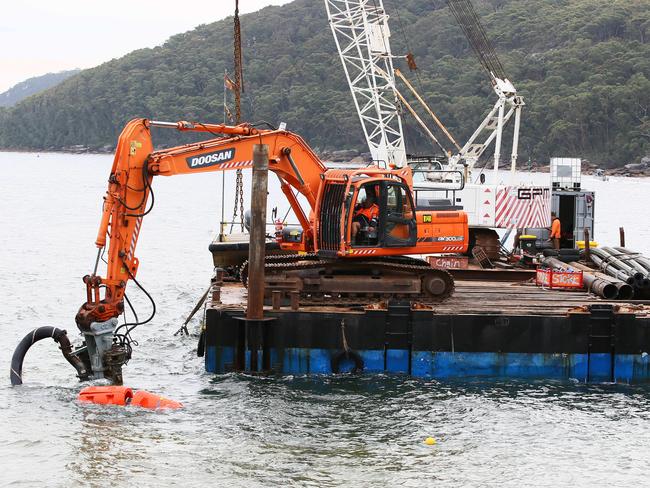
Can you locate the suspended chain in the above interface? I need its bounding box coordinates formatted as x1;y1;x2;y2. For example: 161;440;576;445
237;169;244;231
228;0;245;233
228;169;245;233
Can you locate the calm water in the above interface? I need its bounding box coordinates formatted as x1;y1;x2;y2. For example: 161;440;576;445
1;152;649;487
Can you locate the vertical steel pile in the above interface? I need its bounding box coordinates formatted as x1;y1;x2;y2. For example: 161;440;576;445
247;143;269;323
233;143;273;373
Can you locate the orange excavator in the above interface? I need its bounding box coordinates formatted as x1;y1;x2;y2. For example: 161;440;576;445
69;118;467;383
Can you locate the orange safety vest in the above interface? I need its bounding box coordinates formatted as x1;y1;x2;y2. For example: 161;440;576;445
355;204;379;221
550;218;561;238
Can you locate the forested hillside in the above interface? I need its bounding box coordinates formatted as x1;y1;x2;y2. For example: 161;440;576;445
0;70;80;107
0;0;648;167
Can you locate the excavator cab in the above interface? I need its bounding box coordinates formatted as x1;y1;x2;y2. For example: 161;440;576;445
349;181;417;248
317;172;414;256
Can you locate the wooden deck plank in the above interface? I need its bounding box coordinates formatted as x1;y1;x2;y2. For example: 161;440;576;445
220;280;650;317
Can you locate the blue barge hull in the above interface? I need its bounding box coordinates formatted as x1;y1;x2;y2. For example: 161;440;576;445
203;299;650;383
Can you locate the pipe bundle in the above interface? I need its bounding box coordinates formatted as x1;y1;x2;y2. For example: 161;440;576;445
590;247;650;297
542;257;631;300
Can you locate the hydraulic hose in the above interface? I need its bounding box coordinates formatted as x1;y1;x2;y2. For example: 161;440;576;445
10;327;88;385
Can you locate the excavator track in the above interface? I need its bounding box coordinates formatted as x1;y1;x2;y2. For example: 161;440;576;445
239;254;455;305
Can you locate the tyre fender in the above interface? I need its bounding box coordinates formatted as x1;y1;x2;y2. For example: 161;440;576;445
331;350;364;374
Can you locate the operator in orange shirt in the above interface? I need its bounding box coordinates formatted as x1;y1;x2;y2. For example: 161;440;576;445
352;190;379;242
550;211;561;249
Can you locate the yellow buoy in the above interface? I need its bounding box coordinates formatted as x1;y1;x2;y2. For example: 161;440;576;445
424;437;436;445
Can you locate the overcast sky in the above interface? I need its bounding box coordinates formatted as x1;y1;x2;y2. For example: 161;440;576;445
0;0;292;92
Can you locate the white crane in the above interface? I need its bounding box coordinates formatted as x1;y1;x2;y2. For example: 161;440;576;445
324;0;550;243
324;0;406;167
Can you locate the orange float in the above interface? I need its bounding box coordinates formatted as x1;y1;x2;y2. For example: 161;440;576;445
130;390;183;410
78;386;181;409
78;386;133;406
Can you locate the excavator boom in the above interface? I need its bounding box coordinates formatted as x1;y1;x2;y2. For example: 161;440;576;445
77;118;326;329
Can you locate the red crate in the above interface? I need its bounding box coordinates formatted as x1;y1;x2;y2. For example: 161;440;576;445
536;268;583;289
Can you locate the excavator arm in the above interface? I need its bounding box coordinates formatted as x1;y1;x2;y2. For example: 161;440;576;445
76;118;327;330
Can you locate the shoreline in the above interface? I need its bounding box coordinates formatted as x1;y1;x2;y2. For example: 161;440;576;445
1;148;649;177
0;148;112;155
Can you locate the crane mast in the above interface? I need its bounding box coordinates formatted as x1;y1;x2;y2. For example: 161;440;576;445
324;0;524;176
325;0;550;236
324;0;406;167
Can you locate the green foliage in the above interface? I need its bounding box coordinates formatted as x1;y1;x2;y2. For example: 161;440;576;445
0;69;80;108
0;0;648;166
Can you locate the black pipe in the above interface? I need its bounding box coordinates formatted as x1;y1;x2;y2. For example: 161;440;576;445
614;283;635;300
10;327;88;385
587;250;635;284
593;248;644;281
568;262;635;300
613;247;650;274
602;247;649;278
543;258;618;300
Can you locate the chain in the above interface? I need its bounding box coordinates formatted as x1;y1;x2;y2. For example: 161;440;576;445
228;0;245;234
229;169;245;233
238;170;244;231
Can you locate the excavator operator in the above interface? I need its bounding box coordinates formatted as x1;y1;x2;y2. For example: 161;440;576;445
352;187;380;244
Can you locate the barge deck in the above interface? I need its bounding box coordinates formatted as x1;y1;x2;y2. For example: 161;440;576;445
202;279;650;383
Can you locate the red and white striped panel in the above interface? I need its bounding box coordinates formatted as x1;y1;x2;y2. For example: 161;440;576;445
441;245;465;252
219;160;253;170
495;186;551;229
352;249;377;255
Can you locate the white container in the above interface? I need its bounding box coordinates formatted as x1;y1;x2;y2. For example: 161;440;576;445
551;157;581;190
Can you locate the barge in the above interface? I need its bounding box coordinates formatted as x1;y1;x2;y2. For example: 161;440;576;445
202;157;650;384
201;275;650;383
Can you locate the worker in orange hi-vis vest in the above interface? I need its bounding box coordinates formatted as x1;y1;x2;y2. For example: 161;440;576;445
550;212;561;250
352;190;379;242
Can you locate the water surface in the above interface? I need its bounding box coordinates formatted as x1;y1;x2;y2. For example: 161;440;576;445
1;152;649;486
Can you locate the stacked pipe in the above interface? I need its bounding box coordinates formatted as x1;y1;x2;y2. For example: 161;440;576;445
613;247;650;295
590;247;650;297
568;261;634;300
542;257;627;300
